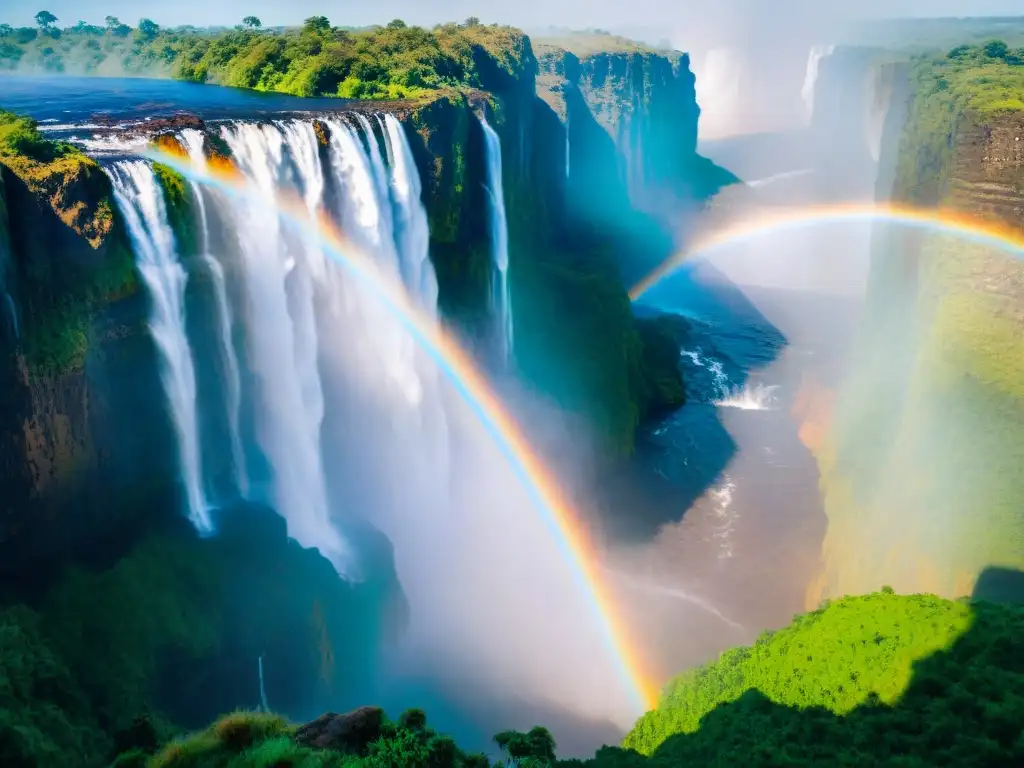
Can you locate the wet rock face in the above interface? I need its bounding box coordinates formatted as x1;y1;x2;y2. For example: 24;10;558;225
294;707;386;755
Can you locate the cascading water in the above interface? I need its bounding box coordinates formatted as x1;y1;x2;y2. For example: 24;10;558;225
179;128;249;499
156;113;638;727
107;160;211;532
217;119;354;575
382;114;438;312
801;45;835;124
479;115;513;364
565;112;570;179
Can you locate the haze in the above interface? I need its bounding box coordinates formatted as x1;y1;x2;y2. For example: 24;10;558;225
2;1;1021;32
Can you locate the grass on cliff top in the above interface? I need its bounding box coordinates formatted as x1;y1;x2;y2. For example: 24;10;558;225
0;17;531;100
623;591;1024;766
918;40;1024;116
533;31;673;58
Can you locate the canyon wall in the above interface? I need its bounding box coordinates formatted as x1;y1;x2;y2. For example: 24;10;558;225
0;33;718;571
809;62;1024;604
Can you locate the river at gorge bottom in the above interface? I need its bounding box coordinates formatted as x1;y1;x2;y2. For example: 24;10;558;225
602;269;862;685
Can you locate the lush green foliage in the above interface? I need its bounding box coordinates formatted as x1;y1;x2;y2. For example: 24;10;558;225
0;17;532;100
620;592;1024;766
0;108;137;375
0;503;394;768
895;43;1024;203
139;709;494;768
0;109;79;162
93;592;1024;767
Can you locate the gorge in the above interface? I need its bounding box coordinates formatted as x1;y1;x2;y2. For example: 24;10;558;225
3;11;1024;768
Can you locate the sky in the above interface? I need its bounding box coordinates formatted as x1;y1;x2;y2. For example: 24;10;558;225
2;0;1023;34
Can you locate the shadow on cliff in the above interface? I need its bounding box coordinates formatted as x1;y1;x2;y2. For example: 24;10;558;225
623;571;1024;766
601;260;788;543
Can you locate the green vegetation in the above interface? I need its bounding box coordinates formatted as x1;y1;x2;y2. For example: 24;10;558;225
0;108;137;375
84;591;1024;767
895;41;1024;203
0;503;393;768
533;31;671;58
623;591;1024;765
0;16;531;100
815;37;1024;600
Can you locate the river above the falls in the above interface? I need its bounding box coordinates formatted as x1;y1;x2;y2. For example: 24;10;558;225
1;74;354;123
605;263;862;683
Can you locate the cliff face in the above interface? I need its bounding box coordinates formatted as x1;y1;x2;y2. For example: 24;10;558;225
0;147;183;575
0;32;697;567
535;43;736;281
810;64;1024;604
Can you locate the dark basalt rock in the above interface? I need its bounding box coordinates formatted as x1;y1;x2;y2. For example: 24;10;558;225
294;706;385;755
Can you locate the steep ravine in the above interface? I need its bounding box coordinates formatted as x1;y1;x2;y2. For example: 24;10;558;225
810;61;1024;603
0;34;726;577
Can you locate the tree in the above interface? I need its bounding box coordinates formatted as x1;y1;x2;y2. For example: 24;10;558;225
463;17;481;27
0;24;13;37
302;16;330;34
137;18;159;39
34;11;57;30
242;16;261;28
983;39;1009;59
386;19;407;29
494;727;557;765
104;15;120;29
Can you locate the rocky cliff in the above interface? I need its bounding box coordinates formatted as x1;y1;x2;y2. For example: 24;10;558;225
809;52;1024;604
534;39;736;277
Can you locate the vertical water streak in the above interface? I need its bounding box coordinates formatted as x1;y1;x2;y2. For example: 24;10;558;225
565;112;570;179
801;44;835;124
179;128;249;498
478;115;513;364
258;655;270;712
278;120;329;455
219;121;355;576
354;114;396;242
108;160;211;532
383;114;439;313
0;196;15;341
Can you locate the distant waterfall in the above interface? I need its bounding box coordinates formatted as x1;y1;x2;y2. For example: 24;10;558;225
801;45;835;124
108;161;210;533
0;206;14;341
565;113;570;178
179;128;249;499
479;115;513;364
3;294;16;340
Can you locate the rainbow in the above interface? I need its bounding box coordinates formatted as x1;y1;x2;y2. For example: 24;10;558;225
140;146;660;714
629;201;1024;301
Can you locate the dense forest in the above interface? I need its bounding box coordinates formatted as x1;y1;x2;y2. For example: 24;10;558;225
0;14;531;100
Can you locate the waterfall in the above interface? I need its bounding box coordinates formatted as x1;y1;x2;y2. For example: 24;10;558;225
179;128;249;499
153;114;638;726
107;160;211;533
218;120;355;575
478;115;513;364
801;45;835;124
3;293;16;340
382;114;438;313
565;113;570;179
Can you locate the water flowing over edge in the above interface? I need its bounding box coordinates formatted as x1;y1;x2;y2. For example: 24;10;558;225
107;160;211;532
478;115;514;364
